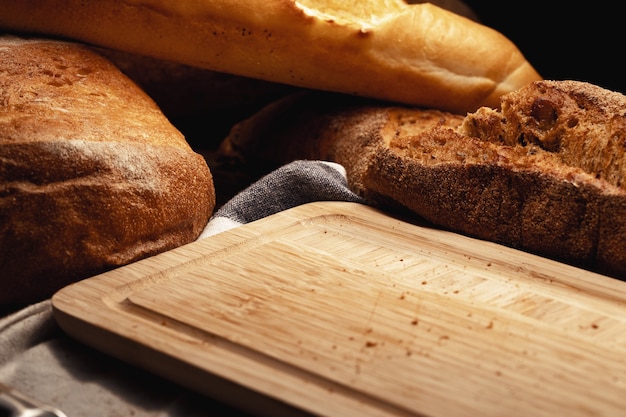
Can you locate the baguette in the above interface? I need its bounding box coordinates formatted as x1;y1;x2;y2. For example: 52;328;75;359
217;80;626;279
0;0;541;113
0;35;216;307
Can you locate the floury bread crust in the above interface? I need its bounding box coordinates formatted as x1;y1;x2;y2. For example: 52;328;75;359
0;36;216;306
0;0;540;113
218;81;626;279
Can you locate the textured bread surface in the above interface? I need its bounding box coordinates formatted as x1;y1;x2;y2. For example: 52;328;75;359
461;80;626;189
0;35;216;306
0;0;540;113
218;81;626;279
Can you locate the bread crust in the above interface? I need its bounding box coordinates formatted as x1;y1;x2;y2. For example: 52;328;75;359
0;0;541;113
0;36;215;306
217;82;626;279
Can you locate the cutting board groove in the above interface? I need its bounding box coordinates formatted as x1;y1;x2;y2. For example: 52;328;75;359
53;202;626;417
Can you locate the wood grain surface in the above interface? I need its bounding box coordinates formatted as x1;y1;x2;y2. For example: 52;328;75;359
52;201;626;417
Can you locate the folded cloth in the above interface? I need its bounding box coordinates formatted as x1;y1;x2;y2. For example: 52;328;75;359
199;160;365;238
0;160;366;417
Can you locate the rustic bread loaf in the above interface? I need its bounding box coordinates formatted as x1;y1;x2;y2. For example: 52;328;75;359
0;35;216;307
0;0;540;113
217;81;626;279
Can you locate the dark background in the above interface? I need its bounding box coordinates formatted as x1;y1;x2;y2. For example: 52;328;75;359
463;2;623;94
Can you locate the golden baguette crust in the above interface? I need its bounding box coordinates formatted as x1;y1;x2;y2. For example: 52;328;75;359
0;35;215;307
218;81;626;279
0;0;541;113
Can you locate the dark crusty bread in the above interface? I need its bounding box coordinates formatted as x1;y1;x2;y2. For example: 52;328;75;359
0;35;216;307
218;81;626;279
461;80;626;189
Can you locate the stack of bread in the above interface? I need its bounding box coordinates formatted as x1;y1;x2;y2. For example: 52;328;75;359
0;0;623;309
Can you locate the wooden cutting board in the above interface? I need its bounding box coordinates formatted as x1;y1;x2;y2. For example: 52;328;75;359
52;201;626;417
